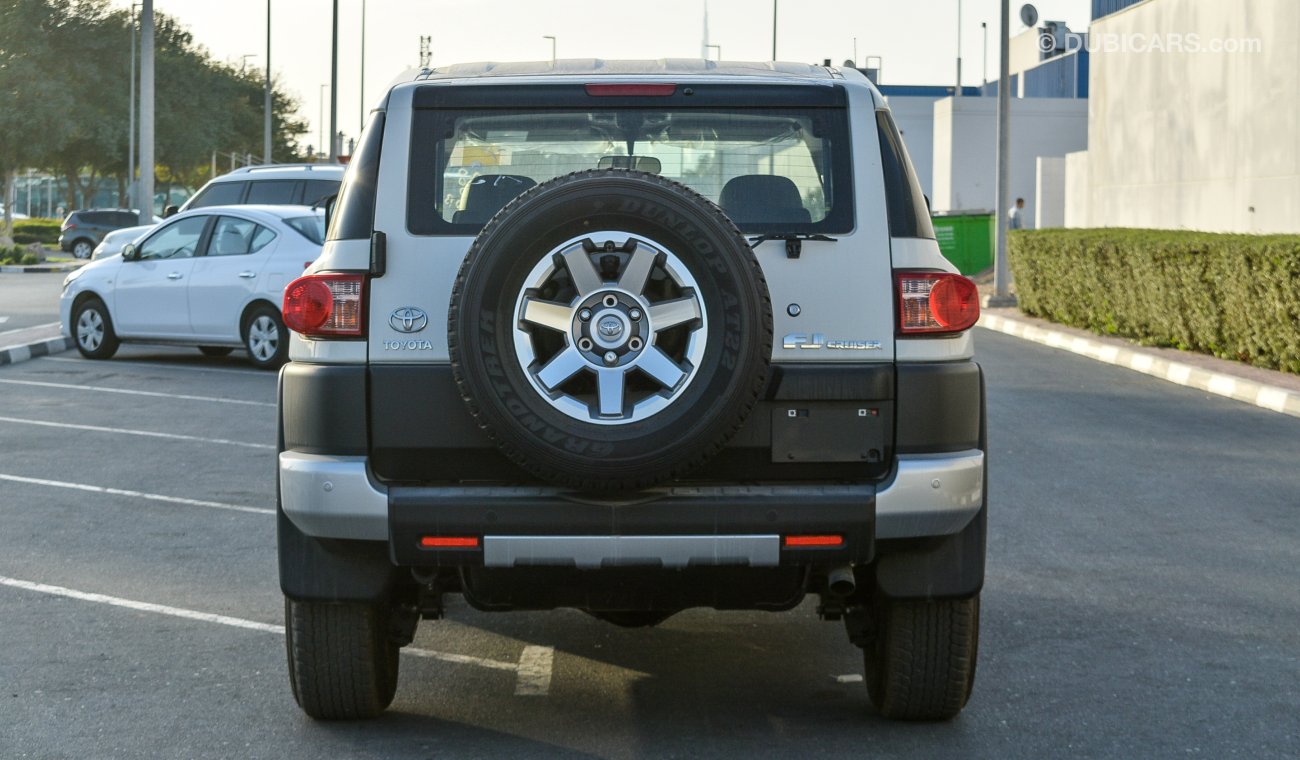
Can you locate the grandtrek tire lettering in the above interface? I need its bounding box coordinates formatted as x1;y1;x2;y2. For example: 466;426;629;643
449;169;772;490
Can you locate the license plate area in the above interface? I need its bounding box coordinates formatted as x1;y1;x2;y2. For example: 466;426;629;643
771;402;885;463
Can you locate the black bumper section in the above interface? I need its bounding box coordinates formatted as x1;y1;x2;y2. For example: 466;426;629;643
388;486;877;567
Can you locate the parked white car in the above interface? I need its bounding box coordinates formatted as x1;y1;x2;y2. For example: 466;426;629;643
91;224;154;260
60;205;325;369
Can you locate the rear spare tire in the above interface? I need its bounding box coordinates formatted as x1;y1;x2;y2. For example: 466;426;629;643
450;170;772;490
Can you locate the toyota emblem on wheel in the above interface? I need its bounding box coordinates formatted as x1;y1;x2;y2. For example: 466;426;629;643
389;307;428;333
598;317;623;338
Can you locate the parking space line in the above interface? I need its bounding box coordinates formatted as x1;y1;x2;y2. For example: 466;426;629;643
0;473;274;515
41;355;273;378
0;378;275;407
514;645;555;696
0;416;275;450
0;320;59;338
0;574;532;679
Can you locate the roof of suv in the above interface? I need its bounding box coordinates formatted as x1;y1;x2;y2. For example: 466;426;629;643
417;59;846;81
212;163;345;181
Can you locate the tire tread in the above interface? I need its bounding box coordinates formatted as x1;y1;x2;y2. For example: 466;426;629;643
285;599;398;720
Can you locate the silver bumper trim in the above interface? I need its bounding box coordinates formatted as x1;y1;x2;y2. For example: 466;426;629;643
874;450;985;539
483;535;780;569
278;452;388;540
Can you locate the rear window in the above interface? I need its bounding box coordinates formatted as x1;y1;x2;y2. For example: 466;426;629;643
285;215;325;244
246;180;300;205
189;181;246;208
302;179;340;207
407;85;852;236
876;111;935;240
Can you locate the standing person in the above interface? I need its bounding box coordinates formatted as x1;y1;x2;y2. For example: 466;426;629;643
1008;197;1026;230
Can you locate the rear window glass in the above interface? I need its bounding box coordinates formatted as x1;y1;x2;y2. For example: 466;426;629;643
189;181;246;208
302;179;340;207
408;103;852;236
285;215;325;244
246;180;300;205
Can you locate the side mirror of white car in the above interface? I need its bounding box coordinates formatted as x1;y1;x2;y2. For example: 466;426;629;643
121;243;137;261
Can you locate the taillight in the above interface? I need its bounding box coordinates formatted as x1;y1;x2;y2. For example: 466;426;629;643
896;272;980;334
282;273;366;337
585;83;676;97
783;534;845;548
420;536;480;548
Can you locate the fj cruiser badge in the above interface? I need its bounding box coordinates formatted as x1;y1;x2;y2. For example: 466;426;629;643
389;307;428;334
782;333;882;351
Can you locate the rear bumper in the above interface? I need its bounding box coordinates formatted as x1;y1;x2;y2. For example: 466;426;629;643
278;448;984;564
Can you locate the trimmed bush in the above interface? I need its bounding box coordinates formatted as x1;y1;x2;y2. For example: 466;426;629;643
0;245;41;265
1008;228;1300;374
13;218;61;245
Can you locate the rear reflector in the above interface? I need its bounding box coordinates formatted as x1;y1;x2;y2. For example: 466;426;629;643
783;534;844;548
585;83;677;97
282;273;366;337
896;272;980;334
420;536;480;548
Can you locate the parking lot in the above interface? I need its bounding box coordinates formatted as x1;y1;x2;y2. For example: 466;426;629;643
0;330;1297;758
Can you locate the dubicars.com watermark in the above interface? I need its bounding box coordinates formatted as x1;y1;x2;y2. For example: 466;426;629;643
1043;31;1264;55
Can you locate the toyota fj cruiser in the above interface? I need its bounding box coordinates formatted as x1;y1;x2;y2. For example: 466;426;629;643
277;60;986;722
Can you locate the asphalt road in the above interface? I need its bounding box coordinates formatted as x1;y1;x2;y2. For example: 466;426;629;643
0;332;1296;759
0;272;65;335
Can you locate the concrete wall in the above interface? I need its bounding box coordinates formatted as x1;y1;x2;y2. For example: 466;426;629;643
1064;150;1090;227
1085;0;1300;232
931;96;1089;223
883;95;939;197
1036;156;1067;228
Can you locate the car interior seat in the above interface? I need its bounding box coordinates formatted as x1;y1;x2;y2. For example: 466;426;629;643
718;175;811;227
453;175;537;225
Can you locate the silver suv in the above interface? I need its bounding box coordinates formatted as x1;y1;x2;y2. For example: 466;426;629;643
277;60;986;722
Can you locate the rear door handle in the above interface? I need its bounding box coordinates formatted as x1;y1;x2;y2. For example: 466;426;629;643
238;271;256;279
167;272;183;280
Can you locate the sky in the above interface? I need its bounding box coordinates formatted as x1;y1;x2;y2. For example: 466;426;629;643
109;0;1092;156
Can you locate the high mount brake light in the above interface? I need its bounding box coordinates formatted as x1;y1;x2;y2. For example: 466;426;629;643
282;273;366;337
896;272;980;335
584;83;677;97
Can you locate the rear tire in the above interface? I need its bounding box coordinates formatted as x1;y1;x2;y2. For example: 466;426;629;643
242;305;288;369
72;297;120;360
284;598;400;720
198;346;233;357
865;595;979;721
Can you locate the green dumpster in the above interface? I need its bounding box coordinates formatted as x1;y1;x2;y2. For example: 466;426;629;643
931;210;994;275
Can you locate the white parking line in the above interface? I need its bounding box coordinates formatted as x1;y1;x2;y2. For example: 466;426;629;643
0;574;550;690
0;316;9;324
0;378;275;407
0;416;275;450
0;320;58;338
41;355;273;378
0;473;274;515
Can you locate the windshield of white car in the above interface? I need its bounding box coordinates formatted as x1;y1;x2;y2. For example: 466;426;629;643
285;215;325;244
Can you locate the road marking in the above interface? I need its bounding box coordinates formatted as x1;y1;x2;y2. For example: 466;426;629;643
41;355;272;378
514;645;555;696
0;316;9;324
0;473;274;515
0;320;59;338
0;378;275;407
0;574;523;675
0;416;274;450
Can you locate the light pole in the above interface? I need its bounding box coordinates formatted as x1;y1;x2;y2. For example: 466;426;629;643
771;0;777;61
318;84;328;160
543;35;556;63
955;0;963;97
706;43;721;61
127;1;138;211
989;0;1016;306
139;0;154;225
329;0;338;160
264;0;272;164
981;21;988;84
359;0;366;134
240;53;255;74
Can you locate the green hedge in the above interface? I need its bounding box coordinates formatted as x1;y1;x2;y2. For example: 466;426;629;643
0;245;42;265
1008;228;1300;374
13;218;61;244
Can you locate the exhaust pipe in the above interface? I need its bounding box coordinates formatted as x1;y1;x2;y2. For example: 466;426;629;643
828;565;856;596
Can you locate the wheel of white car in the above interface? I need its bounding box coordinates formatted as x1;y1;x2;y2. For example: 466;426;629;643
242;305;288;369
72;297;120;360
449;169;773;490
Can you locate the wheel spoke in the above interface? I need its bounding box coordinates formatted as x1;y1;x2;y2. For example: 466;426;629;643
637;346;687;389
617;244;657;296
535;345;586;391
596;368;626;417
560;245;604;297
648;296;702;332
520;298;573;333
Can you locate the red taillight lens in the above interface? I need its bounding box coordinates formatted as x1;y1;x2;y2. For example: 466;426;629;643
420;536;480;548
783;534;845;548
896;272;980;334
585;83;677;97
282;273;366;337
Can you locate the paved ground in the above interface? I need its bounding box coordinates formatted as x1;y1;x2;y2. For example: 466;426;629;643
0;272;64;335
0;333;1297;758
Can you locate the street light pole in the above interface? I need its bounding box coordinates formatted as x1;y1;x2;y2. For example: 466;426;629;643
359;0;366;134
706;43;720;61
989;0;1016;306
771;0;777;61
127;2;137;211
318;84;328;160
955;0;963;97
543;35;556;63
263;0;272;164
139;0;154;225
329;0;338;160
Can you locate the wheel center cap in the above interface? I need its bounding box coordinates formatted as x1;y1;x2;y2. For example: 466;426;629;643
598;317;624;339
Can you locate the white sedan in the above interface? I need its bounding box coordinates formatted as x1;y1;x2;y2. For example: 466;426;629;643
60;205;325;369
